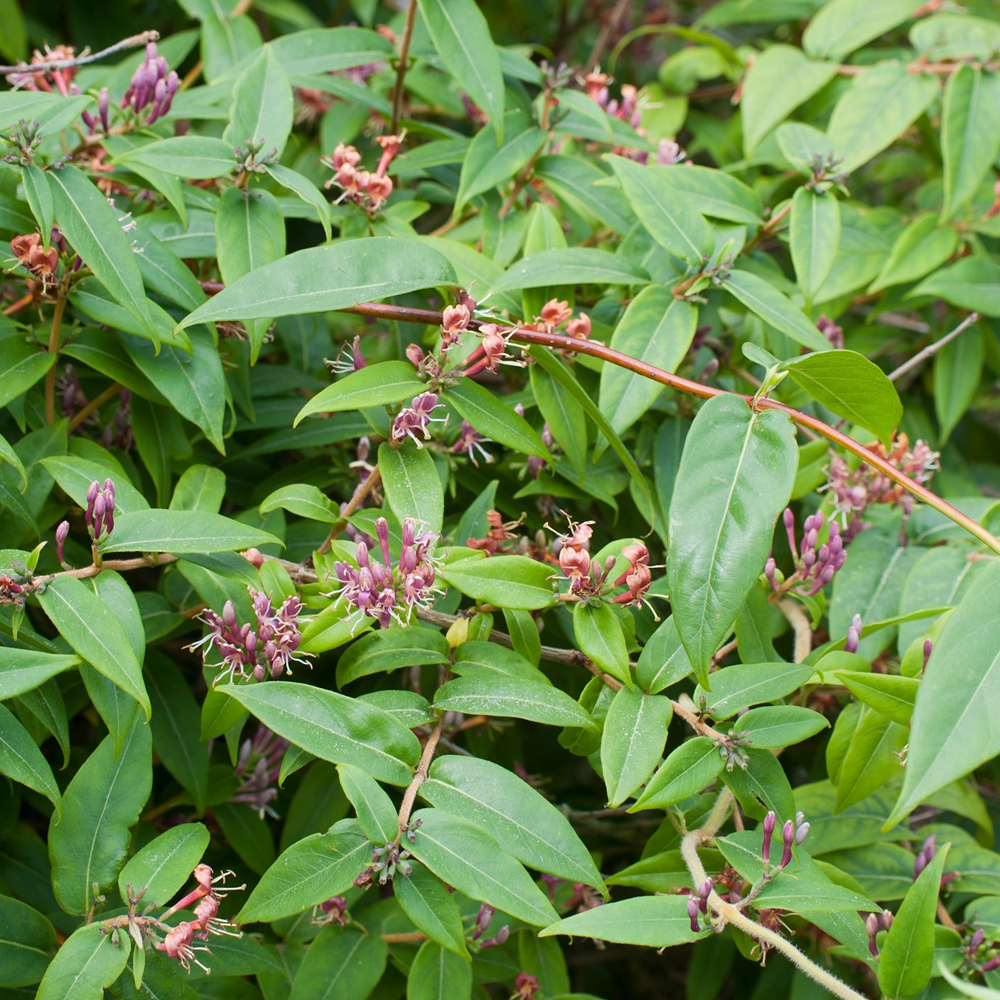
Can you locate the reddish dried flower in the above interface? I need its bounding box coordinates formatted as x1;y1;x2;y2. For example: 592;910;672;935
539;298;572;328
565;313;591;340
11;233;58;285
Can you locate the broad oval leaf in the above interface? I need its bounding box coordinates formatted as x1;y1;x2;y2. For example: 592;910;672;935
288;924;387;1000
433;673;596;729
295;361;425;425
668;395;798;685
440;554;558;610
0;648;78;700
98;508;281;555
117;823;211;908
445;378;550;460
378;442;444;536
36;924;129;1000
0;894;55;988
539;895;709;947
600;688;673;807
631;736;724;811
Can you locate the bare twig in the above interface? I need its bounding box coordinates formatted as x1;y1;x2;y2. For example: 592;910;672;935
67;381;121;433
395;717;443;842
390;0;419;134
317;469;381;555
0;31;159;74
888;312;979;383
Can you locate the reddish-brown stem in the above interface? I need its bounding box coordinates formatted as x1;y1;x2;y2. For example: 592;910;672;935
317;468;382;554
0;30;158;74
395;716;443;842
3;291;34;316
390;0;418;134
67;381;121;433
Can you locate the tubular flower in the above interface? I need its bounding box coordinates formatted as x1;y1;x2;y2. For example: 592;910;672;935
10;233;58;287
452;419;493;466
328;516;442;630
121;42;178;123
391;392;448;447
231;724;289;818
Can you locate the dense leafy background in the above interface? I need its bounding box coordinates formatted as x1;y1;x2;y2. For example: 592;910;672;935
2;1;1000;999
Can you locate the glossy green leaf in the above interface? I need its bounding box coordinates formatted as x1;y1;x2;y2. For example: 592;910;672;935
0;648;78;700
269;26;391;75
296;361;425;424
433;673;595;728
695;662;815;719
260;483;339;522
451;640;548;683
289;924;387;1000
601;688;673;807
637;615;694;694
455;117;545;210
887;562;1000;829
789;187;840;304
722;746;794;820
737;705;829;748
37;575;150;717
440;554;558;609
446;378;550;460
394;862;469;958
378;442;444;536
407;940;473;1000
599;288;698;438
630;737;723;811
238;829;370;923
835;706;907;812
606;154;714;263
494;248;649;292
878;843;950;999
837;672;918;727
573;601;631;688
225;44;293;154
0;894;55;988
0;702;60;808
114;136;236;178
337;627;450;686
179;237;455;329
221;681;421;785
668;395;798;685
417;0;505;141
337;763;398;843
99;508;280;554
782;348;902;445
48;720;152;915
421;756;605;891
36;924;129;1000
940;64;1000;222
407;807;559;927
117;823;210;908
722;269;832;352
540;895;709;947
0;337;55;410
266;163;332;239
935;322;984;443
869;213;960;292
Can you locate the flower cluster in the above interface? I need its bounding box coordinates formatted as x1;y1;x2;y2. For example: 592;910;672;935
959;921;1000;975
230;724;288;819
765;508;847;596
391;392;448;447
7;44;78;95
329;517;441;629
10;232;58;288
0;562;32;608
86;478;116;542
461;324;522;376
761;809;809;869
324;133;403;212
686;877;715;932
865;910;894;958
581;68;687;165
120;42;179;124
1;119;43;165
822;433;940;537
234;138;279;177
523;296;591;342
188;589;312;685
354;838;414;889
469;902;510;948
151;865;244;974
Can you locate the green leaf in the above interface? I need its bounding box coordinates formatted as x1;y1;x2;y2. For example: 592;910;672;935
782;349;902;445
421;756;605;891
238;829;370;923
178;237;455;329
265;164;332;240
737;705;829;748
600;688;673;807
394;863;470;958
48;166;155;341
40;455;149;513
99;509;281;554
36;924;129;1000
117;823;210;908
407;807;559;927
668;395;798;686
869;213;960;293
835;707;908;812
827;63;937;173
260;483;339;522
0;336;55;410
803;0;923;60
22;163;54;243
220;681;421;785
288;924;387;1000
407;940;473;1000
295;361;425;425
740;45;838;153
886;562;1000;829
417;0;505;141
911;256;1000;315
647;164;764;225
440;554;558;610
605;155;714;263
48;720;152;915
695;662;815;719
540;895;709;947
599;288;698;438
0;431;26;489
378;442;444;536
0;894;55;988
941;65;1000;222
452;640;548;683
337;627;450;686
37;575;150;718
114;136;236;178
722;270;832;352
878;843;950;999
455;117;545;211
636;615;694;694
0;648;78;700
494;248;649;292
0;703;60;808
269;26;391;75
935;322;984;443
433;673;596;728
170;464;226;513
225;44;293;154
337;763;398;843
530;364;587;475
837;672;918;727
630;737;725;811
446;378;550;460
573;601;631;688
789;188;840;304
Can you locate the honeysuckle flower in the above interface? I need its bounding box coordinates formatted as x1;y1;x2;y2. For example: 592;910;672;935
467;510;524;555
441;302;472;349
816;315;844;350
779;819;795;868
777;509;846;596
844;613;863;654
452;420;493;466
326;335;366;374
10;233;58;286
686;893;701;932
121;42;178;123
231;724;288;818
328;516;442;629
513;972;541;998
86;478;116;541
610;542;656;613
762;810;776;864
391;392;447;447
565;313;591;340
313;896;349;927
540;298;572;328
866;913;880;957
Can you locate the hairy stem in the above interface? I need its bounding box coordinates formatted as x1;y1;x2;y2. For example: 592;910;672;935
681;789;869;1000
0;31;159;73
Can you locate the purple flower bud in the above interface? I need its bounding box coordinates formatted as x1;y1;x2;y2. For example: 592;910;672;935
881;910;893;931
982;956;1000;973
783;508;798;559
921;834;936;861
56;520;69;564
103;477;114;497
913;850;927;879
762;810;776;864
970;928;985;954
764;557;778;592
87;480;100;505
866;913;880;957
698;878;713;912
795;821;810;845
514;403;525;417
687;893;701;933
779;819;794;868
223;601;236;628
253;663;266;682
923;639;933;672
795;811;804;826
98;87;109;132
